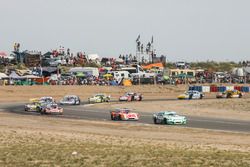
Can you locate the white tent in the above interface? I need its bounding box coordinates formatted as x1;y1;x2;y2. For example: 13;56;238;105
22;75;40;79
87;54;99;61
0;73;8;79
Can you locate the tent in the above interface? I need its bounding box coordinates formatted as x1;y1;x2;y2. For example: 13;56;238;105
22;75;40;79
103;73;113;78
0;51;7;58
163;75;170;80
87;54;99;61
0;73;8;79
142;63;164;70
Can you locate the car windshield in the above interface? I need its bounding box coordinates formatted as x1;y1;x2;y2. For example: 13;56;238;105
63;97;74;101
48;104;57;108
118;109;130;113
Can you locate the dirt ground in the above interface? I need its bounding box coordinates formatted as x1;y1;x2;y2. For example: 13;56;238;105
0;85;187;102
0;85;250;120
102;98;250;121
0;112;250;166
0;85;250;166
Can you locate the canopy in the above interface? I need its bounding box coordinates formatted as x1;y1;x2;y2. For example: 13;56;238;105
76;72;85;77
142;63;164;70
103;73;113;78
22;75;40;79
0;51;7;57
0;72;8;79
163;75;170;80
87;54;99;60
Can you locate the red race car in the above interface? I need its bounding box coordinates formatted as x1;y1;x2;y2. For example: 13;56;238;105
119;92;142;102
110;108;139;121
39;103;63;115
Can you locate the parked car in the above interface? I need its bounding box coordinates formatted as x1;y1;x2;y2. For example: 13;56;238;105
216;90;243;98
110;108;139;121
88;94;110;103
178;90;204;99
60;95;81;105
153;111;187;125
38;103;63;114
119;92;142;101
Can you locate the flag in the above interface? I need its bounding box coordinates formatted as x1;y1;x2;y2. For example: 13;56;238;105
136;35;140;42
151;36;153;44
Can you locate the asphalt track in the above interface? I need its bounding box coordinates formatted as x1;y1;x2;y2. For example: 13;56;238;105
1;98;250;133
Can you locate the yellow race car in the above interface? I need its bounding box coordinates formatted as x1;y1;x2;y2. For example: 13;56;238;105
216;90;243;98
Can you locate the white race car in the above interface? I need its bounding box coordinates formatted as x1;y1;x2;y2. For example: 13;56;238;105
60;95;80;105
119;92;142;101
153;111;187;125
178;90;204;100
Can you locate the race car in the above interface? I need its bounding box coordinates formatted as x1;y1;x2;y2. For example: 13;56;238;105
216;90;243;98
119;92;142;101
177;90;204;100
24;97;54;112
38;103;63;114
24;101;42;112
153;111;187;125
88;94;110;103
60;95;81;105
39;96;55;103
110;108;139;121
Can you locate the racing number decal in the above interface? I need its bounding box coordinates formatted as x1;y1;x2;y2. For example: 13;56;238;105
127;114;136;118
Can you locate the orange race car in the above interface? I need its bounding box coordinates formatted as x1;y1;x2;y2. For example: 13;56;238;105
110;108;139;121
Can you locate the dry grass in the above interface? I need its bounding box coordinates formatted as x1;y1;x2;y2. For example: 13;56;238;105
0;112;250;166
0;85;186;102
0;129;250;167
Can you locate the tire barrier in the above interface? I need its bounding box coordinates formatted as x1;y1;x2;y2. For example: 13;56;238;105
189;85;250;93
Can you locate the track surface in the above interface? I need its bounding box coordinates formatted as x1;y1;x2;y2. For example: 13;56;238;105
1;98;250;133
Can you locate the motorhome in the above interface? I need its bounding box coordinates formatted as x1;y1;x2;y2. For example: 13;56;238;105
111;71;130;81
121;64;156;78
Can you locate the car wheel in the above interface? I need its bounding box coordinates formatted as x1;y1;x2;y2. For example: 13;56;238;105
189;94;193;99
111;115;114;120
200;95;203;99
153;118;157;124
139;97;142;101
164;118;168;124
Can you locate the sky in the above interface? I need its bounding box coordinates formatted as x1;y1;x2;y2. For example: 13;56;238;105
0;0;250;61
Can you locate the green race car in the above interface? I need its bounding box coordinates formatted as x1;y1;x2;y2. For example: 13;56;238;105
24;101;42;112
88;94;110;103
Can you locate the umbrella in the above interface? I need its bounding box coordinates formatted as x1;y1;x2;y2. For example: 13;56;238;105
103;73;113;78
76;72;85;77
163;75;170;81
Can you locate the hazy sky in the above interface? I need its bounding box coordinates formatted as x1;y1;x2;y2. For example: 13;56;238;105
1;0;250;61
